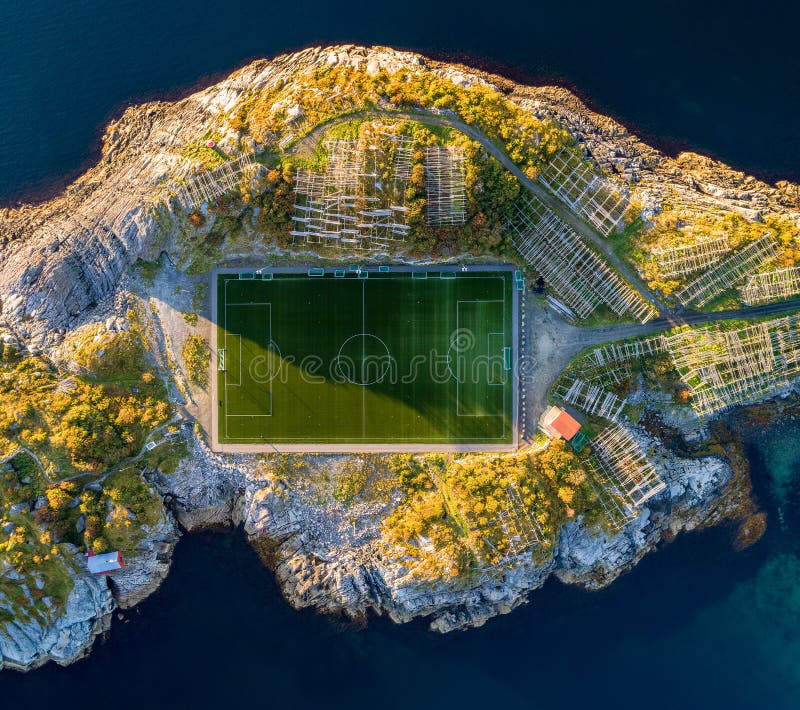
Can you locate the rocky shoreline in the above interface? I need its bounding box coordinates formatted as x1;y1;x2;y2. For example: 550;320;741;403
149;423;752;634
0;43;791;671
0;563;113;672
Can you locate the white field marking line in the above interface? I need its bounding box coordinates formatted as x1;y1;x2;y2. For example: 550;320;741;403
455;299;505;418
270;303;273;417
226;275;509;283
223;282;226;440
223;301;273;443
222;282;226;440
223;282;241;387
222;280;236;440
224;335;242;386
226;283;510;442
222;328;512;437
487;331;506;386
223;328;241;449
336;333;392;385
219;273;514;443
217;277;278;442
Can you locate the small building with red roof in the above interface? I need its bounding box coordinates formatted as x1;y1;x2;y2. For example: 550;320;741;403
86;551;125;575
539;405;582;441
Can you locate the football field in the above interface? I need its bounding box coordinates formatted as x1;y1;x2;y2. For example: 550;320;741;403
213;267;517;450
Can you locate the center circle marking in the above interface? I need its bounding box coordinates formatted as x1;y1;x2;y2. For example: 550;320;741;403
336;333;391;386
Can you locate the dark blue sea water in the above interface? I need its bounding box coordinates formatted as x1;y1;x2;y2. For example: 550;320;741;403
2;428;799;710
2;1;800;706
1;0;800;205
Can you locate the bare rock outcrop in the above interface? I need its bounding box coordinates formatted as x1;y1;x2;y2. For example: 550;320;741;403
0;499;182;671
506;83;800;222
151;436;247;531
107;511;181;609
250;440;740;632
0;560;114;672
556;437;735;589
239;470;556;632
0;203;152;346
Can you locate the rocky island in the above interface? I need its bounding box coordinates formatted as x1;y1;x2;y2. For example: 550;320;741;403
0;44;797;671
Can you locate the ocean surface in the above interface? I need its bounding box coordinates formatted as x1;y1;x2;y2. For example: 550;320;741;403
1;423;799;709
1;0;800;205
1;1;800;706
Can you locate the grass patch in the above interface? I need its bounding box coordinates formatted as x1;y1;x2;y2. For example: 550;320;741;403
133;258;162;287
92;468;164;555
0;321;171;480
180;131;227;170
141;439;188;475
334;458;374;504
0;514;76;622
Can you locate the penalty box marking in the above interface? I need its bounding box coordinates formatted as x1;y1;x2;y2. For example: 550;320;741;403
223;291;274;444
455;298;507;420
224;279;273;410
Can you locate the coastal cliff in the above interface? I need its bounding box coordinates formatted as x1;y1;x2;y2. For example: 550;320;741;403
0;504;179;671
0;557;112;672
0;44;795;670
150;427;747;633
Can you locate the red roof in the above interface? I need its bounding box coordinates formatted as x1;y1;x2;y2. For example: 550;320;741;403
550;410;581;440
87;551;125;574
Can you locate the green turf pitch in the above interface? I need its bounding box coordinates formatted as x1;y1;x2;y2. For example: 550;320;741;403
215;269;515;445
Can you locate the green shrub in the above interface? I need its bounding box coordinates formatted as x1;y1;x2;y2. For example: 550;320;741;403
182;335;210;388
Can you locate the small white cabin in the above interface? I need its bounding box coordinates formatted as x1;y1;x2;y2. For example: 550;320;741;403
87;551;125;574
